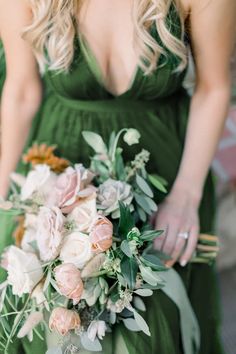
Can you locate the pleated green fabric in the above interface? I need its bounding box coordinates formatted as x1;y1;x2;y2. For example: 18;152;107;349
0;4;224;354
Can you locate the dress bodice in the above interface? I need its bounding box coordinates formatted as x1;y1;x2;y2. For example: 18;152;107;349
45;5;188;102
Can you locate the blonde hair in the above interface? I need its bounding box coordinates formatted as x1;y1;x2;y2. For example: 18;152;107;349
24;0;187;74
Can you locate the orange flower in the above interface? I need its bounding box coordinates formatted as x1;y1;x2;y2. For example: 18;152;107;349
13;216;25;247
23;143;70;173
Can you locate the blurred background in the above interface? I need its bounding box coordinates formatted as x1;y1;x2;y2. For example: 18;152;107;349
184;43;236;354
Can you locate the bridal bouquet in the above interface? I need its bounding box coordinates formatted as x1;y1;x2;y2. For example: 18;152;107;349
0;128;219;353
0;129;170;353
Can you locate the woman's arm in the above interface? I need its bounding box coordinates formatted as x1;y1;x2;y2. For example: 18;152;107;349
0;0;42;197
154;0;236;266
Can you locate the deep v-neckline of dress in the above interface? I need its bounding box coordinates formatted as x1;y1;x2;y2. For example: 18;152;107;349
77;33;141;98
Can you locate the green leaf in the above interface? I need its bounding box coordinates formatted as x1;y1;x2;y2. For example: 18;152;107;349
139;265;164;286
108;131;116;156
132;308;151;336
134;193;152;215
148;174;167;193
142;283;164;290
118;202;135;239
137;206;147;222
134;289;153;297
115;149;126;181
136;174;153;198
80;333;102;351
144;248;172;261
133;296;146;312
121;240;133;258
144;196;157;212
140;230;163;242
122;318;141;332
141;254;167;271
110;311;116;325
120;257;138;290
82;131;107;154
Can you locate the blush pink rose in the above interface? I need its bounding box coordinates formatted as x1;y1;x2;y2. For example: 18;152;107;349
36;206;65;261
49;308;81;336
54;264;84;304
89;215;113;253
47;165;95;213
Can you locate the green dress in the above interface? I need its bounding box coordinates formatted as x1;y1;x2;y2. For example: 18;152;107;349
0;6;224;354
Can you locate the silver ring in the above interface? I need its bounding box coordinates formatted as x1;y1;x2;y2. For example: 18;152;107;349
177;232;189;240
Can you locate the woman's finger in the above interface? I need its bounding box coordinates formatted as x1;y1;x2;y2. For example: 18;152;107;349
167;231;188;267
162;224;179;255
154;225;167;250
180;225;199;266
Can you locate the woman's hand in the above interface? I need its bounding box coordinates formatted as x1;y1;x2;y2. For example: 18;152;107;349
153;184;201;267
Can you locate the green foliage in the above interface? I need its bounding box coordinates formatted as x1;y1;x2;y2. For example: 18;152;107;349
118;202;135;239
120;257;138;290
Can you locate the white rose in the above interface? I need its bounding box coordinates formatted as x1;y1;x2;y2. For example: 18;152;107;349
6;246;43;297
67;196;97;233
36;206;65;261
21;164;57;202
60;232;92;269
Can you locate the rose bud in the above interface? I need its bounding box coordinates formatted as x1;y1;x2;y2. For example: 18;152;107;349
54;263;84;304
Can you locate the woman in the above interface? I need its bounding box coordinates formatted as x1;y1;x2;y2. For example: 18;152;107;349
0;0;235;353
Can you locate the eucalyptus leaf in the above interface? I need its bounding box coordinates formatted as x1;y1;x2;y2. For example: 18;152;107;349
140;230;163;242
144;196;157;212
134;289;153;297
133;296;146;312
132;308;151;336
80;333;103;352
136;174;153;198
122;318;141;332
139;265;164;286
121;240;132;258
148;174;167;193
110;311;117;325
144;248;172;261
137;206;147;222
120;257;138;290
82;131;107;154
134;193;152;215
140;254;167;271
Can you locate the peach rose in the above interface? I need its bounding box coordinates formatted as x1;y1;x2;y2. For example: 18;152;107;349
89;215;113;253
54;264;84;304
49;308;81;336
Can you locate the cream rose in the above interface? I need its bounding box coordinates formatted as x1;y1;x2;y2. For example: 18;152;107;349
5;246;43;297
36;206;65;261
67;195;97;233
60;232;92;269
